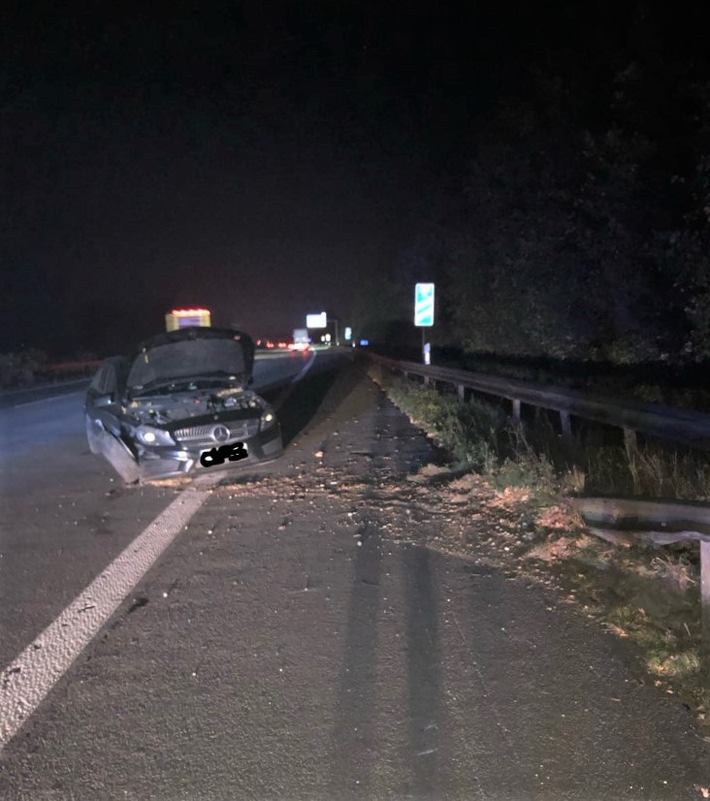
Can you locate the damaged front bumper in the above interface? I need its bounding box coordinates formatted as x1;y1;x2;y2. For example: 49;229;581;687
136;425;284;481
95;423;283;484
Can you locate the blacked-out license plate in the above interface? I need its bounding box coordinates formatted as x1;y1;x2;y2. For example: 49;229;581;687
199;441;248;468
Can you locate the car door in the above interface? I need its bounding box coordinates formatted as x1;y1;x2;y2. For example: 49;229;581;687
85;358;140;482
86;360;121;432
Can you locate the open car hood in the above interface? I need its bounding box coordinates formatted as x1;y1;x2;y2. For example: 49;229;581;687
126;327;256;393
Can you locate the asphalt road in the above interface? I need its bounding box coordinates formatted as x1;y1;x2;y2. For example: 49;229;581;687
0;350;325;670
1;353;709;800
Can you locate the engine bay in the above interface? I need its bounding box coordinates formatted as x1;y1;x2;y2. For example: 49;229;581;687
127;387;262;424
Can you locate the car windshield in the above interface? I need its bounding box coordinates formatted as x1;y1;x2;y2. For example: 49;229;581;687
127;338;248;390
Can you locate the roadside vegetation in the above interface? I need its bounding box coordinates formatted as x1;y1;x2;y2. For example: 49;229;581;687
369;364;710;736
441;352;710;416
0;349;100;391
0;348;48;390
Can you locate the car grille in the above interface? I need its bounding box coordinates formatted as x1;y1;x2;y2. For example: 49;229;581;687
174;419;260;444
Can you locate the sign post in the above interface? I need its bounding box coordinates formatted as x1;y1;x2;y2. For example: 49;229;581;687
414;283;435;364
327;318;339;346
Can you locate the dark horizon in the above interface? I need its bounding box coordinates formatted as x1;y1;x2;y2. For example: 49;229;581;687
4;1;482;357
5;2;710;360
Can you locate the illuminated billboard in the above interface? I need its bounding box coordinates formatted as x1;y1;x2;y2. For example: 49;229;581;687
306;312;327;329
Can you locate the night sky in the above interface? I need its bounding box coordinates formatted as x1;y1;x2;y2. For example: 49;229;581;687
3;1;651;357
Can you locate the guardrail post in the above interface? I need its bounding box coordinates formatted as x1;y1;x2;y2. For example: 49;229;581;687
457;385;465;402
559;410;572;440
512;398;521;422
702;540;710;655
424;376;430;386
624;428;638;455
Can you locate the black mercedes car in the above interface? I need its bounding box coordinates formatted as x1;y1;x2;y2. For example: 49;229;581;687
85;326;283;483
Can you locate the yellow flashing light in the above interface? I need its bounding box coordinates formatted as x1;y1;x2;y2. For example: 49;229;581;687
165;308;212;331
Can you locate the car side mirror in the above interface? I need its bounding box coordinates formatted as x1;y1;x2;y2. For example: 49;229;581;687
94;393;115;407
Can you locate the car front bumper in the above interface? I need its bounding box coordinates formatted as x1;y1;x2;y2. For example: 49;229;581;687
135;424;284;481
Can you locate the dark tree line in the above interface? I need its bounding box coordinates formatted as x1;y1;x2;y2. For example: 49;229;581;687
350;3;710;365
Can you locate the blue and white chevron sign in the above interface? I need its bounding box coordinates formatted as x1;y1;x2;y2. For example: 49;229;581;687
414;283;435;327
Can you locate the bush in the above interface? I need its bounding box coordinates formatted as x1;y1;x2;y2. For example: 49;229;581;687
0;348;48;389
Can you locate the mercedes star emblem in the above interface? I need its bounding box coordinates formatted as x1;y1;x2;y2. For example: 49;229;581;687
211;424;230;442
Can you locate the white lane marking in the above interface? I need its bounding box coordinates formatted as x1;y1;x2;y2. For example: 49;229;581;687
7;392;82;409
271;350;318;412
291;350;317;383
1;378;88;398
0;483;214;751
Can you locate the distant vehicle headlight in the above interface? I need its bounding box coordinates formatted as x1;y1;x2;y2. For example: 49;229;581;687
136;425;175;446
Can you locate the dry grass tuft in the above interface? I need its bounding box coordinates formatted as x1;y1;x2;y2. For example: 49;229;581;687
604;622;630;638
647;651;702;678
487;486;531;509
650;554;698;592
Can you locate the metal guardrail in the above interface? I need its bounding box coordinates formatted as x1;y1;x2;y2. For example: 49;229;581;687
38;360;102;381
571;498;710;646
0;361;101;391
0;362;101;404
368;354;710;451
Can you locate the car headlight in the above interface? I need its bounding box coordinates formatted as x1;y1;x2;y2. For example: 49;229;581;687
135;425;175;446
260;408;277;431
